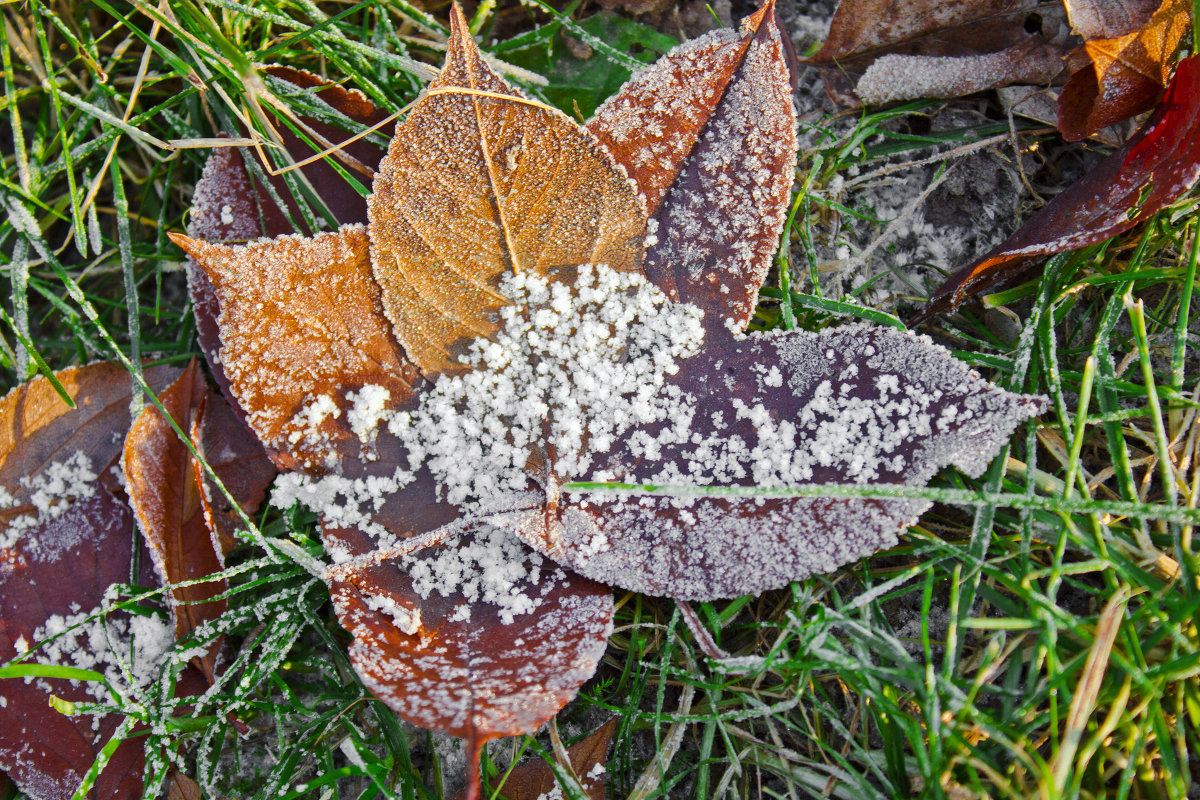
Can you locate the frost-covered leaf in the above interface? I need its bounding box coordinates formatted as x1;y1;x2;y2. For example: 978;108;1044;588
169;227;421;469
1;490;150;800
123;361;275;682
184;68;392;409
0;364;179;800
1057;0;1190;140
1064;0;1160;39
500;324;1044;599
854;40;1065;104
587;0;796;333
921;54;1200;319
322;522;612;798
367;5;646;375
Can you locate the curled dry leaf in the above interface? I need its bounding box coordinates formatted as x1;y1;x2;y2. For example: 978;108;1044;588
808;0;1069;104
587;0;797;333
176;2;1044;796
0;363;178;800
1057;0;1191;140
367;7;646;374
919;54;1200;319
123;360;275;683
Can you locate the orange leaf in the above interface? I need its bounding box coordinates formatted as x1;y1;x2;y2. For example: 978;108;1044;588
123;361;275;682
1057;0;1191;139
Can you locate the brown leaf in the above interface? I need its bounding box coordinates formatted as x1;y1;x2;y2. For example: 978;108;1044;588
498;324;1043;600
1057;0;1190;139
920;53;1200;320
810;0;1050;66
587;0;796;333
452;717;615;800
184;68;393;412
323;522;612;798
367;5;646;375
169;227;421;469
123;361;275;682
1064;0;1160;39
0;364;177;800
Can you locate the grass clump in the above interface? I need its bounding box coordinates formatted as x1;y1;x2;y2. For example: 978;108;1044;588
2;1;1199;799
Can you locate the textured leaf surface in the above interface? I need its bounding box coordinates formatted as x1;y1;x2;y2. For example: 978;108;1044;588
169;227;420;469
1057;0;1190;140
811;0;1047;65
0;364;177;800
123;361;274;681
367;6;646;374
502;324;1044;599
184;69;392;409
0;490;147;800
587;0;796;332
921;54;1200;319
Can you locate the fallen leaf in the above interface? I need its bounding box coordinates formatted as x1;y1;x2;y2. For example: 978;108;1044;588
586;0;796;332
123;360;275;682
170;228;422;470
1063;0;1160;39
0;363;178;800
174;4;1045;797
808;0;1070;106
453;717;615;800
184;68;393;411
1057;0;1190;140
368;6;646;375
919;53;1200;319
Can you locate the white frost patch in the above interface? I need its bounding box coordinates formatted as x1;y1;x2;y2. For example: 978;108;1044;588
346;385;391;446
22;603;174;702
402;526;547;625
0;452;97;555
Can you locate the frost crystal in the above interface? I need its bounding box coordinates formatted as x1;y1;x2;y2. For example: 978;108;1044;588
0;453;97;555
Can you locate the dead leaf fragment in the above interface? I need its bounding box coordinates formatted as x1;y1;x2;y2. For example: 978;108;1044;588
368;5;646;374
1057;0;1190;140
123;361;275;682
921;53;1200;319
587;0;796;332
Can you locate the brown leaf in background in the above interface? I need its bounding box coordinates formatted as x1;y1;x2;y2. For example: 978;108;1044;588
452;717;615;800
368;5;646;375
1057;0;1190;139
123;361;275;683
587;0;797;333
809;0;1070;106
0;364;178;800
920;54;1200;319
170;228;421;469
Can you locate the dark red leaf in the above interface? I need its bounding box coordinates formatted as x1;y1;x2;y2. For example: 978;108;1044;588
587;0;796;333
920;53;1200;320
498;324;1043;599
0;364;179;800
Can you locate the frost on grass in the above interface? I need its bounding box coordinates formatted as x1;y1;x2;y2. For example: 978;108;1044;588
588;1;796;333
